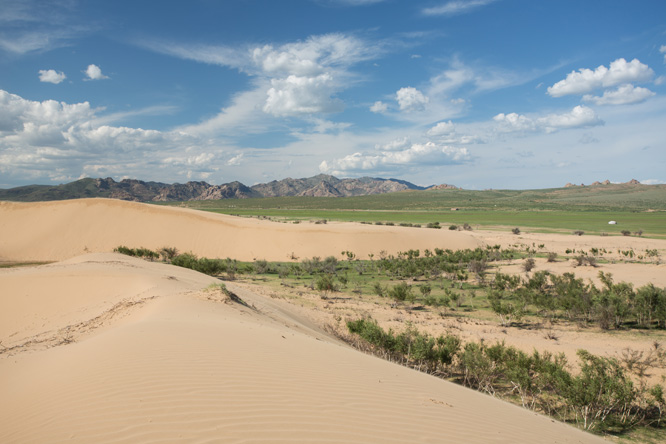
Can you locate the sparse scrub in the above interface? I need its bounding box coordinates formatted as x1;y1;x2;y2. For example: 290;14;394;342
345;319;666;435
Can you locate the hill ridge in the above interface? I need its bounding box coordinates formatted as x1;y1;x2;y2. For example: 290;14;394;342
0;175;429;202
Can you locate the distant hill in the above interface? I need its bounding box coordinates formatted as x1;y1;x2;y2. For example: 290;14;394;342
0;175;428;202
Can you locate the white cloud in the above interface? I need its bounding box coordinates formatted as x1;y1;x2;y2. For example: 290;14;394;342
427;120;455;137
0;89;224;183
375;137;410;151
227;153;243;166
494;105;603;133
641;179;666;185
84;64;109;80
422;0;497;16
320;141;471;175
583;84;655;106
396;87;429;111
547;58;654;97
370;101;388;113
38;69;66;84
263;73;342;116
661;45;666;63
144;33;376;122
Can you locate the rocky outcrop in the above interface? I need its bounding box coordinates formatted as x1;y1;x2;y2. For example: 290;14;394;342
428;184;458;190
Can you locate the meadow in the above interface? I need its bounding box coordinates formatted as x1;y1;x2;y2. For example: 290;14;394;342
160;184;666;237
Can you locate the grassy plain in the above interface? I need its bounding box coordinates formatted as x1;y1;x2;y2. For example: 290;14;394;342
160;184;666;237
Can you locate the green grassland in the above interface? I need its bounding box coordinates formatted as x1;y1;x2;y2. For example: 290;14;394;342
159;184;666;237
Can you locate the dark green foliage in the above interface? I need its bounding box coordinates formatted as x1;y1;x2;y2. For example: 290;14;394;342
170;253;229;276
388;282;414;303
564;350;636;431
346;319;664;434
346;319;460;372
315;274;338;292
114;246;158;260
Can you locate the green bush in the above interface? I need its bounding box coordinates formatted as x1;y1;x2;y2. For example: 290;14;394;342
388;282;414;303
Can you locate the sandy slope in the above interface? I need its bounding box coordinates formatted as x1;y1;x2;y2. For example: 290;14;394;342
0;199;481;262
0;253;606;443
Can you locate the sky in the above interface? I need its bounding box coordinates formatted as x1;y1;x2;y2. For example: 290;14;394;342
1;0;665;190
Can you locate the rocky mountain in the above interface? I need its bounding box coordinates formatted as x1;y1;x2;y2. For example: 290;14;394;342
565;179;641;187
0;175;428;202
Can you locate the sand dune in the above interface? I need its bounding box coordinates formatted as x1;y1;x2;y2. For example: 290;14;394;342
0;199;481;262
0;253;606;443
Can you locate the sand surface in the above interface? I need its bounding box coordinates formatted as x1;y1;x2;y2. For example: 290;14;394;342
0;253;606;443
0;199;481;262
4;198;666;442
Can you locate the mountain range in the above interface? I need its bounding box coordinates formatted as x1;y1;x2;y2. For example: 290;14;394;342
0;175;458;202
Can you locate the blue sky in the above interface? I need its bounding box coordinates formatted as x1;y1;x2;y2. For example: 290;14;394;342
1;0;665;189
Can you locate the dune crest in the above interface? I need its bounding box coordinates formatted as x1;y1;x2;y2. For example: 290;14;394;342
0;199;481;262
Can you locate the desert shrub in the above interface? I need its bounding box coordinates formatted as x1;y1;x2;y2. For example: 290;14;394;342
488;289;524;326
419;283;432;297
512;227;521;235
372;281;386;297
315;274;338;292
522;258;536;273
449;224;458;230
621;230;631;236
301;256;322;274
388;282;414;303
114;245;135;256
463;223;472;231
159;247;179;262
170;252;198;269
322;256;338;274
426;222;441;229
114;245;158;260
253;259;269;274
563;350;636;431
546;252;557;262
573;230;584;236
493;272;521;291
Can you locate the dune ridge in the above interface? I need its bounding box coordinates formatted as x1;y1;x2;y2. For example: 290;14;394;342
0;253;607;443
0;199;481;262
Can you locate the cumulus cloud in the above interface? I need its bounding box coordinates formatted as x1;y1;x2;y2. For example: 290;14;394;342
38;69;66;84
84;64;108;80
375;137;411;151
427;120;455;137
396;87;429;112
145;33;376;122
370;101;388;113
319;141;471;175
263;73;342;116
582;84;655;106
494;105;603;133
0;89;220;183
547;58;654;97
422;0;497;16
